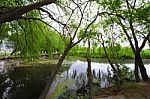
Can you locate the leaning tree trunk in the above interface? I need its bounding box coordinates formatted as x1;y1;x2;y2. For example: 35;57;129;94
101;42;117;72
38;44;72;99
136;52;149;81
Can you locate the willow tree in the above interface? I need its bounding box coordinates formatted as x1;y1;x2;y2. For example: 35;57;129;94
96;0;150;81
8;20;64;58
0;0;99;99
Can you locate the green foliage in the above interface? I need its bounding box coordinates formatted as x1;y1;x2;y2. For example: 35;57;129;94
98;0;123;12
69;46;150;59
8;20;64;58
108;65;134;90
119;47;134;59
136;2;150;21
107;44;121;59
141;49;150;59
0;23;10;41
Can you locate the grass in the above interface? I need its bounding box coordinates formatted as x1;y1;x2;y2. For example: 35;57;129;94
46;79;75;99
70;46;150;59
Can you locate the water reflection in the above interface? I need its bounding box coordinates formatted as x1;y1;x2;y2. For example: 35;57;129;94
0;62;54;99
48;60;150;98
0;60;150;99
67;60;150;76
0;61;5;73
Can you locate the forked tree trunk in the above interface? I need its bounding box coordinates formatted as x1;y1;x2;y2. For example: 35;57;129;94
38;44;72;99
87;58;93;99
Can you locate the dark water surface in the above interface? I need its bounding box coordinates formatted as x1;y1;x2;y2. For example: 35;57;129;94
0;63;54;99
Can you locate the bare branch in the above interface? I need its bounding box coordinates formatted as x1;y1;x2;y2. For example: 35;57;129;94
38;8;66;26
118;18;136;53
71;0;88;40
139;32;150;51
72;11;99;47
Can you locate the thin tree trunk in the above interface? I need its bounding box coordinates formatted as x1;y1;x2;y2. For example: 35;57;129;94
134;53;140;82
87;57;93;99
38;44;72;99
10;48;17;56
101;42;117;72
86;37;93;99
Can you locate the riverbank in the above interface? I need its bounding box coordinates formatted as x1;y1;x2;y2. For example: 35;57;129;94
0;52;150;67
94;81;150;99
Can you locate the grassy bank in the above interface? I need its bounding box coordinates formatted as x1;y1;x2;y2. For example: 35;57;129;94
69;46;150;59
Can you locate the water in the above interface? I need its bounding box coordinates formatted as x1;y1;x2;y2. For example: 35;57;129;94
0;40;13;53
0;61;5;72
48;60;150;97
0;62;55;99
0;60;150;99
67;60;150;77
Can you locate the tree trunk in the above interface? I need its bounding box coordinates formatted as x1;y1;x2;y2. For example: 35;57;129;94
136;52;149;81
101;43;117;72
10;48;17;56
38;44;71;99
87;57;93;99
134;53;140;82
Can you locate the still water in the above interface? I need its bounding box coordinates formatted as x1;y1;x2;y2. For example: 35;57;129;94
66;60;150;76
0;62;54;99
48;60;150;97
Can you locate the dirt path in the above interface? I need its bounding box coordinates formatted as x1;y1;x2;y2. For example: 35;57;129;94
94;81;150;99
94;95;126;99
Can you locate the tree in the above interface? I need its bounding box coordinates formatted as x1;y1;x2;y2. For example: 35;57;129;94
96;0;150;81
0;0;102;98
38;1;101;98
8;21;64;58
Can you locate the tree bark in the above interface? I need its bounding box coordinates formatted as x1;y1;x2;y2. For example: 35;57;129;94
134;53;140;82
136;52;149;81
0;0;55;23
87;57;93;99
38;44;72;99
101;42;117;72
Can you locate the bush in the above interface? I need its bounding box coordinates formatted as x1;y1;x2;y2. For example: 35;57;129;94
141;49;150;59
108;64;134;91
